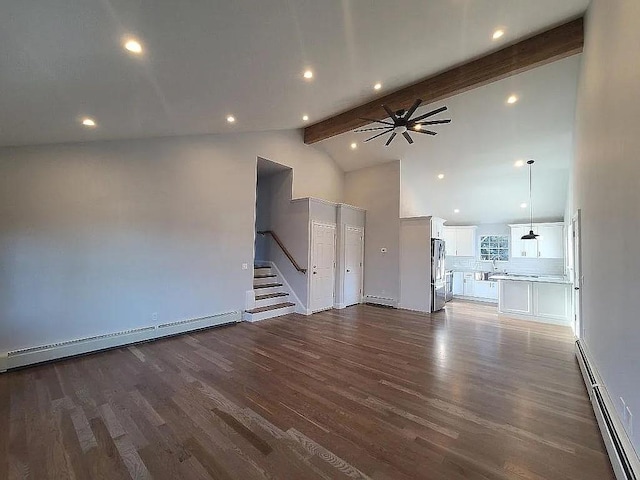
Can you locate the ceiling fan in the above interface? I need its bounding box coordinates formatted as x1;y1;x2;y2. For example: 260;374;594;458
355;99;451;146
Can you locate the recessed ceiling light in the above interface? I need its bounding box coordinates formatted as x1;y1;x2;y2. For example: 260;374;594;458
437;173;445;180
507;95;518;104
350;142;357;150
454;209;460;213
302;115;309;122
226;115;235;123
492;29;505;40
123;38;143;54
303;70;313;80
514;159;525;167
520;203;528;209
374;82;382;90
81;117;96;127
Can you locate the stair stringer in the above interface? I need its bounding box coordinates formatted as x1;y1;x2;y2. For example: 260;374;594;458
267;261;309;315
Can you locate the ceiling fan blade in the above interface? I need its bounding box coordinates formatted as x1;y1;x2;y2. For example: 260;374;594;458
382;105;398;122
355;126;392;132
364;129;393;142
411;106;448;123
402;132;414;144
413;129;438;136
385;132;397;146
405;99;422;120
359;117;394;126
414;119;452;125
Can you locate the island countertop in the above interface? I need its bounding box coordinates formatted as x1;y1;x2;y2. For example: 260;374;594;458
489;274;572;284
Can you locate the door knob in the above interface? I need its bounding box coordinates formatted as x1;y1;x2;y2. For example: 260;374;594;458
346;269;351;272
313;272;317;274
574;287;580;290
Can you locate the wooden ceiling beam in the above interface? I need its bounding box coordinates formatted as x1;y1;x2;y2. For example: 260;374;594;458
303;17;584;144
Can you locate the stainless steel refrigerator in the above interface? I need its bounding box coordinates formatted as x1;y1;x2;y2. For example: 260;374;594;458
431;238;446;312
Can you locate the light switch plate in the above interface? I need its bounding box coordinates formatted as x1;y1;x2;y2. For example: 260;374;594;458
242;263;248;270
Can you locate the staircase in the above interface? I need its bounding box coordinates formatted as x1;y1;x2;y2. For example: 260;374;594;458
243;265;295;322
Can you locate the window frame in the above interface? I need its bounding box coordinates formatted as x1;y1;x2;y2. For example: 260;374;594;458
479;234;509;262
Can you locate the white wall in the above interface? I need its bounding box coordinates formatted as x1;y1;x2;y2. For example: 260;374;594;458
572;0;640;451
0;129;344;354
263;171;311;308
345;161;400;305
399;217;432;312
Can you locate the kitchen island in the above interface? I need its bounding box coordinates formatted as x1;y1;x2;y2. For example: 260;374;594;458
489;274;572;326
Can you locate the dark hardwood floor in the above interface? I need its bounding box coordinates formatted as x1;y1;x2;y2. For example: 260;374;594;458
0;300;614;479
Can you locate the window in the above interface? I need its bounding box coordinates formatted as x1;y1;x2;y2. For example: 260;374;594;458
479;235;509;261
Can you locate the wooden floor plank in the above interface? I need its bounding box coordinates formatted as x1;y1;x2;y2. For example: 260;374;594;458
0;301;615;479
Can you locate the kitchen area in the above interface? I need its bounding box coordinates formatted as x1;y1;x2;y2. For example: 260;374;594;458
442;221;573;326
397;215;573;328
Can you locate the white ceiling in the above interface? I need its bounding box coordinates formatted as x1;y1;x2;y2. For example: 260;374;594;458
321;55;582;224
1;0;588;147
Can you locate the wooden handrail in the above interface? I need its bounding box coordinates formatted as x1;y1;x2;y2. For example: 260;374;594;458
257;231;307;274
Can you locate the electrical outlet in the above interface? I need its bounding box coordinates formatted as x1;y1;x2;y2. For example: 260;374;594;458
242;263;248;270
152;312;158;322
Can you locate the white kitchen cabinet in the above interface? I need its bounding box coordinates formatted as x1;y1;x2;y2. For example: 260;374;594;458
453;272;464;295
444;226;476;257
533;282;570;321
474;280;499;301
510;225;538;258
509;223;564;259
488;281;498;300
537;225;564;259
499;280;532;315
431;217;446;240
463;273;474;296
497;279;571;325
443;228;456;256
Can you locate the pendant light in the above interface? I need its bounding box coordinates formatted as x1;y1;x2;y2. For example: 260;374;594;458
521;159;539;240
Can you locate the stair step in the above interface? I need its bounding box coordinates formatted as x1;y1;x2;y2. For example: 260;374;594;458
245;302;295;314
255;292;288;301
254;283;283;289
254;274;276;279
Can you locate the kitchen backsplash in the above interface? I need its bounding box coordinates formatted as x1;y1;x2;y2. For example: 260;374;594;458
445;256;565;276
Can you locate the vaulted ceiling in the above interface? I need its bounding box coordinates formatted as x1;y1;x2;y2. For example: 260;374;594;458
319;55;581;224
1;0;588;147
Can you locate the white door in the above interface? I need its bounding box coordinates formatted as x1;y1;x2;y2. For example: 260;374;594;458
310;223;336;312
344;226;364;307
571;212;583;337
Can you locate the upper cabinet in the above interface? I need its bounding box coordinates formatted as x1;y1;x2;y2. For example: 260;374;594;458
431;217;446;240
444;226;476;257
510;223;564;259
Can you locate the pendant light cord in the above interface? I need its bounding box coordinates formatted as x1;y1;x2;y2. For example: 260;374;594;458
528;159;535;231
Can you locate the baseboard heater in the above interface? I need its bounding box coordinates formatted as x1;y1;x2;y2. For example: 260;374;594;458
364;295;397;308
0;310;241;373
576;339;639;480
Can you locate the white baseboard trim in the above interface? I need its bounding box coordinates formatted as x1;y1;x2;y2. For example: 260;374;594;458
267;261;306;314
1;310;240;372
576;339;639;479
364;295;398;308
